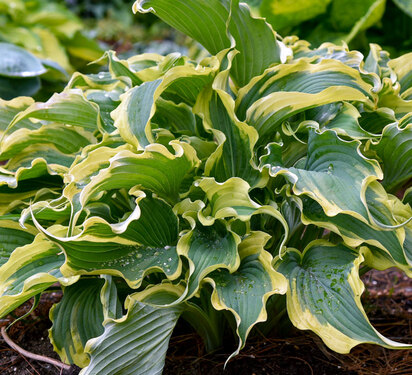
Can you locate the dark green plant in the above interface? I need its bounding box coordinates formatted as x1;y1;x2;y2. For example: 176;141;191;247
246;0;412;56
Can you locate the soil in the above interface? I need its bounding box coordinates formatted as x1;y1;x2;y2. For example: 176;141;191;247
0;269;411;375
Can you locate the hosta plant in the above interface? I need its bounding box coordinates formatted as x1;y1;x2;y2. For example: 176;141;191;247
0;0;102;74
1;1;412;373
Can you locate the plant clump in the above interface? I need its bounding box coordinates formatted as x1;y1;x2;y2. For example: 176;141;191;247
0;1;411;374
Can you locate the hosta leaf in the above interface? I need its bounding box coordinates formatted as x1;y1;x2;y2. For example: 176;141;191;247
64;31;104;63
6;89;102;133
35;195;182;288
194;177;289;253
82;285;184;375
152;98;197;136
4;147;74;173
323;102;375;139
86;90;120;133
64;145;127;192
388;52;412;94
302;192;412;275
100;50;143;86
206;232;287;361
246;87;368;141
259;0;331;30
68;71;123;91
359;107;397;134
292;41;364;69
0;217;37;266
276;241;412;353
195;61;262;186
159;57;220;107
0;97;38;136
50;278;105;367
342;0;386;44
330;0;384;32
20;196;71;228
134;0;285;87
196;177;260;224
178;220;240;301
236;58;377;120
0;43;46;78
113;80;162;148
79;141;200;207
0;232;77;319
112;59;219;148
34;28;71;73
377;80;412;115
0;124;95;161
0;76;41;101
0;182;60;215
100;275;123;322
393;0;412;17
368;123;412;192
363;43;394;80
261;129;383;224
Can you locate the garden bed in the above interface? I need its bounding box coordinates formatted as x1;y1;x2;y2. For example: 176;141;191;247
1;269;410;375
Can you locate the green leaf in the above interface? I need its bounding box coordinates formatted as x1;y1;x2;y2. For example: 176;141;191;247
178;220;240;300
261;129;383;224
134;0;286;87
34;195;182;288
0;76;41;100
337;0;386;43
0;181;61;215
0;97;38;136
276;241;412;353
323;102;374;139
190;177;289;254
0;217;37;266
100;275;123;322
152;98;197;136
112;57;221;149
6;89;102;133
302;191;412;274
68;72;122;92
65;31;104;63
112;80;162;148
236;58;377;121
79;141;200;207
246;86;368;141
86;90;120;134
0;232;77;319
260;0;331;30
0;43;46;78
368;123;412;192
82;286;184;375
206;232;287;361
393;0;412;18
0;124;95;161
195;62;263;186
50;278;105;367
99;51;143;86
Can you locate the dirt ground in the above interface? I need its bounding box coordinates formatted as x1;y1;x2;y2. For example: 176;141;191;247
0;269;411;375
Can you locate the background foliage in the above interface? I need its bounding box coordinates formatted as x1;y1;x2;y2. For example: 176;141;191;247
246;0;412;56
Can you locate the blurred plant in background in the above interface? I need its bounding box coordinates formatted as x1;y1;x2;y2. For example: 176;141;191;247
246;0;412;56
0;0;102;72
0;0;103;100
62;0;192;56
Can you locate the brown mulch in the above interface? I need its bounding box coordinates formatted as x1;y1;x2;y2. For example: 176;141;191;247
0;269;411;375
